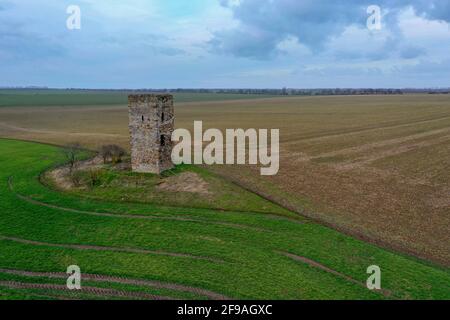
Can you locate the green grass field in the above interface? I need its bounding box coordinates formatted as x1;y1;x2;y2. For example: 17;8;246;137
0;139;449;300
0;89;277;107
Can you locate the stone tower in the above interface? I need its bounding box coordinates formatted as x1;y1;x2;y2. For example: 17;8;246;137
128;94;174;174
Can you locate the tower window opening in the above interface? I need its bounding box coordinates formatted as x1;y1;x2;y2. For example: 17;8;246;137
160;135;166;146
141;115;144;122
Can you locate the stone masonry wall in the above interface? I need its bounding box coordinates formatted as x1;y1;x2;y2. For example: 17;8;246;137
128;94;174;174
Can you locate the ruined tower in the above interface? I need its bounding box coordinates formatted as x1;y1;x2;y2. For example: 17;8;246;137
128;94;174;174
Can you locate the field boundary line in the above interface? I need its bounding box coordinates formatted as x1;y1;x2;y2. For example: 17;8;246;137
217;172;450;268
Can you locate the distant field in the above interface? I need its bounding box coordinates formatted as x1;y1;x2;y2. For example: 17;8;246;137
0;89;278;107
0;92;449;266
0;139;449;299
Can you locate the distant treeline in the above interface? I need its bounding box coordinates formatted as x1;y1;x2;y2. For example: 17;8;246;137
2;87;450;96
137;88;450;96
167;88;406;96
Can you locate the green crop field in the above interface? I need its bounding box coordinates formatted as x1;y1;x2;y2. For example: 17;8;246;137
0;139;449;300
0;89;278;107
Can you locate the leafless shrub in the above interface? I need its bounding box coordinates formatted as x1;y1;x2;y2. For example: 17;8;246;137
88;169;103;187
99;145;112;164
69;170;84;187
99;144;126;164
62;142;83;173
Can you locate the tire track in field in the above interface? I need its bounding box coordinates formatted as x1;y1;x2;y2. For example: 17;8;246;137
333;134;450;171
0;268;230;300
310;127;450;161
32;293;81;300
0;281;173;300
7;177;266;233
0;235;223;263
280;252;391;297
285;115;450;144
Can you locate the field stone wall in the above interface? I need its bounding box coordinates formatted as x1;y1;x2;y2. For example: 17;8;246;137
128;94;174;174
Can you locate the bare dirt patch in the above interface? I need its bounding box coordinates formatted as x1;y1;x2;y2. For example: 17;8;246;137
157;172;211;195
427;188;450;209
46;156;104;190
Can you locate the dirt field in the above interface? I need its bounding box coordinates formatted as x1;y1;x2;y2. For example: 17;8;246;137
0;94;449;265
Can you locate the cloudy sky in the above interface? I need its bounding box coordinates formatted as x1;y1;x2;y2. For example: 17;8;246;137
1;0;450;88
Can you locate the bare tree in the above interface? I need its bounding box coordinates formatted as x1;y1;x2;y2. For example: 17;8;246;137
62;142;82;173
110;145;126;164
99;145;112;164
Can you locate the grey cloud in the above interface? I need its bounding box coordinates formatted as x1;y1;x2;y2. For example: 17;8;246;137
212;0;450;60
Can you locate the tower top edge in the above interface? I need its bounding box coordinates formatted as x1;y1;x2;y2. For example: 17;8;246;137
128;94;173;104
